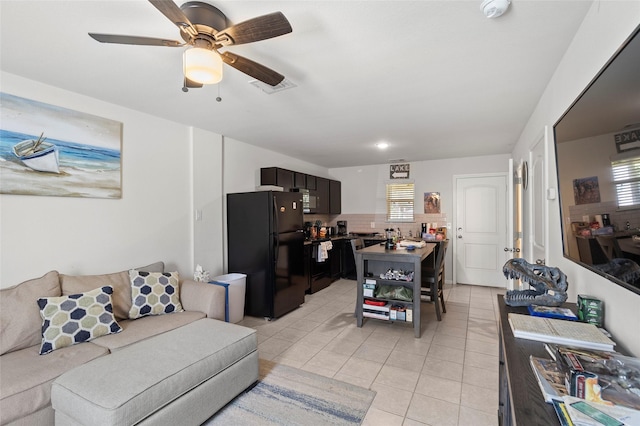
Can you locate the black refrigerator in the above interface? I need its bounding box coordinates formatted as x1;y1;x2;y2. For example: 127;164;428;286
227;191;306;319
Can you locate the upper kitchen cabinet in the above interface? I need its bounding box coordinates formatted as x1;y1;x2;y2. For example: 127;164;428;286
260;167;294;191
306;175;317;190
294;172;306;189
315;177;330;214
329;180;341;214
260;167;340;214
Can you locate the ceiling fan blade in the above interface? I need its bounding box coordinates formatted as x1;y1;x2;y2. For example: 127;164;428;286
148;0;198;38
89;33;183;47
220;52;285;86
214;12;292;47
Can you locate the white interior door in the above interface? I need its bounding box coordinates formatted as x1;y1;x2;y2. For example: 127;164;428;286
454;174;509;287
529;127;548;265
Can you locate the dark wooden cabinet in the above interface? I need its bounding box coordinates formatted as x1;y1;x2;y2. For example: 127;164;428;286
306;175;317;190
315;177;330;214
498;295;575;425
329;240;343;279
303;244;312;292
294;172;306;189
260;168;340;214
329;179;341;214
260;167;294;191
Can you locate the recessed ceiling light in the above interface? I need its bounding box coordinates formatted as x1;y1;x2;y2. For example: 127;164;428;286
376;142;389;150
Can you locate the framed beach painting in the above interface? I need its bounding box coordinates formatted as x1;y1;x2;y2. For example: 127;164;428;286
0;92;122;198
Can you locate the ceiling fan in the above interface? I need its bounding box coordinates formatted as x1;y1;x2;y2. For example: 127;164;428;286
89;0;292;91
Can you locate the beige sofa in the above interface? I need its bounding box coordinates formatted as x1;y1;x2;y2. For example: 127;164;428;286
0;263;258;425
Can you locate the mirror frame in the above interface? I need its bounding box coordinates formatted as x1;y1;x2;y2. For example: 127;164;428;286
553;24;640;296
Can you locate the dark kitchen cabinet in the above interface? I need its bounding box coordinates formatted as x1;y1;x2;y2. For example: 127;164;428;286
260;167;340;214
329;240;343;280
306;175;317;190
294;172;306;189
303;244;312;292
260;167;294;191
329;179;341;214
315;177;330;214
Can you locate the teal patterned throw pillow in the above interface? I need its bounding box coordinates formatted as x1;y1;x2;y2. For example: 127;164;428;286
37;286;122;355
128;270;183;319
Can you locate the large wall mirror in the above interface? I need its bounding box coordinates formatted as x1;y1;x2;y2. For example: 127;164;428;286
554;24;640;295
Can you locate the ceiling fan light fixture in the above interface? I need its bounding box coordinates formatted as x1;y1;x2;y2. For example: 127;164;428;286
183;47;223;84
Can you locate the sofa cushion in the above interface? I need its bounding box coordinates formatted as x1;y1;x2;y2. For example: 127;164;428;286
0;271;60;356
90;310;205;352
0;342;108;425
38;286;122;355
59;262;165;322
60;271;131;321
51;319;257;426
128;270;183;319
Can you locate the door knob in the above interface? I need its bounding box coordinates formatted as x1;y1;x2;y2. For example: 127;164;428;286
458;235;463;239
504;247;512;252
536;259;545;265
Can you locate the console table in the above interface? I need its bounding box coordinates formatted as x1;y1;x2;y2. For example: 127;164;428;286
498;295;573;425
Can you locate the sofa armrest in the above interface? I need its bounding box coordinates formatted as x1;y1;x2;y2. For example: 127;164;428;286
180;280;226;321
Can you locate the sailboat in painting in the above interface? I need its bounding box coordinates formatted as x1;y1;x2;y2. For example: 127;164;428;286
12;133;60;174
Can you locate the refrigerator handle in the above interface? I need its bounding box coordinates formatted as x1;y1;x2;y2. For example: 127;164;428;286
273;195;279;265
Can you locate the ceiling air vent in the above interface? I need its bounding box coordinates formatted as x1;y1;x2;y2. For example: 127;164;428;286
249;79;297;94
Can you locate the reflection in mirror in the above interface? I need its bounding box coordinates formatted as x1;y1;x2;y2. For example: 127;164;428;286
554;24;640;295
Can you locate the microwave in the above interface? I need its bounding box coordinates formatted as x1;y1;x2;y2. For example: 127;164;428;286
290;188;317;213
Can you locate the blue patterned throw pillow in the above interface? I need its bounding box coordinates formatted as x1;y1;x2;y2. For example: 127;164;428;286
128;270;183;319
38;286;122;355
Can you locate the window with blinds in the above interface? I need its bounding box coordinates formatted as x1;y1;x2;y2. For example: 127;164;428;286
386;183;414;222
612;154;640;208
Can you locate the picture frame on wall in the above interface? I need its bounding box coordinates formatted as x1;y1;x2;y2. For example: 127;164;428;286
424;192;440;214
573;176;600;205
0;92;123;198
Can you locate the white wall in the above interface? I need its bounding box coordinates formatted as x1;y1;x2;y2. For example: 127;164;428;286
512;2;640;355
0;72;196;287
192;128;224;278
331;154;510;215
222;136;328;195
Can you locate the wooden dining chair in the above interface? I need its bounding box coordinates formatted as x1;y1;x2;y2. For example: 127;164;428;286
596;236;624;261
420;240;448;321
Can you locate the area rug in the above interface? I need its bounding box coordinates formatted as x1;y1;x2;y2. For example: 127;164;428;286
204;361;376;425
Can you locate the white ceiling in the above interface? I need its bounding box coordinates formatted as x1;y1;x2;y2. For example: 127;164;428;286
0;1;594;168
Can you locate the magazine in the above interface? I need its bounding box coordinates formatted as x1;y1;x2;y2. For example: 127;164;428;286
528;304;578;321
530;355;568;402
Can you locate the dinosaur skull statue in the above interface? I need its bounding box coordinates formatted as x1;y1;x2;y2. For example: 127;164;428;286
502;258;568;307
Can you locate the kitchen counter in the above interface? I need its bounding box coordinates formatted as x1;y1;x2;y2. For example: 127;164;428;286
304;235;352;245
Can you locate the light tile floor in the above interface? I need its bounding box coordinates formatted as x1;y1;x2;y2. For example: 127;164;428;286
237;279;505;426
